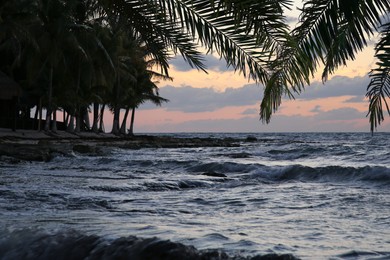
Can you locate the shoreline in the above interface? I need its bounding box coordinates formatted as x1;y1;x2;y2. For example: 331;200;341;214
0;128;243;162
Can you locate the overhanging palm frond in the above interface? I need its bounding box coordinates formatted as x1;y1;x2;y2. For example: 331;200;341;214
261;0;390;126
100;0;207;76
158;0;292;84
259;33;313;123
104;0;294;85
294;0;389;81
100;0;298;123
367;22;390;131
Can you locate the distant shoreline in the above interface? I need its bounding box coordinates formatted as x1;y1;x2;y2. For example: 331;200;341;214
0;128;242;162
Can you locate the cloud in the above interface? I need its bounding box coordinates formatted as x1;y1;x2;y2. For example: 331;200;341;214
141;84;262;112
137;107;383;133
241;108;258;115
315;107;365;120
299;75;369;99
310;105;322;113
142;75;371;116
133;73;390;132
170;54;233;72
345;96;366;103
154;75;369;114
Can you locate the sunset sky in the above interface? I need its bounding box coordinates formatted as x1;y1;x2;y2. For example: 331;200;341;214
133;1;390;133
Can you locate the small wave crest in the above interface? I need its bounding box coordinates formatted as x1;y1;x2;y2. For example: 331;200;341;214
267;147;326;159
143;180;213;191
0;229;299;260
337;250;390;259
188;162;257;175
255;165;390;186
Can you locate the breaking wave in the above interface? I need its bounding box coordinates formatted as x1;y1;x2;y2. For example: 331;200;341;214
190;162;390;186
0;229;298;260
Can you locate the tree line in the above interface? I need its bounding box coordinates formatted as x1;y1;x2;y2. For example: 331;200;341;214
0;0;171;135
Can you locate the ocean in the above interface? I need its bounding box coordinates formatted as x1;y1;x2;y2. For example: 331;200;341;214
0;132;389;259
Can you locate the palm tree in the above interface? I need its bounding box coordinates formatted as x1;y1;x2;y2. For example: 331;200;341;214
106;27;138;135
125;74;169;136
120;60;170;135
23;0;93;132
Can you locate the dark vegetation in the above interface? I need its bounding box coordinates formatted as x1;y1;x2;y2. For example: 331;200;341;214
0;0;170;135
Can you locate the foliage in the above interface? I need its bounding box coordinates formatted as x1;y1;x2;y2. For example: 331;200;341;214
0;0;171;134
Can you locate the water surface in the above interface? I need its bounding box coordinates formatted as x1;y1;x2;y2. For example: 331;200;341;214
1;132;389;259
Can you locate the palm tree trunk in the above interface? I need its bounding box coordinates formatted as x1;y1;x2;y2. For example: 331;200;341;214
44;66;54;131
112;68;121;135
67;115;75;132
111;106;120;135
64;111;69;126
92;103;99;133
44;109;51;131
74;63;82;133
38;98;42;131
120;107;130;134
51;109;57;132
75;107;81;133
129;107;136;136
98;104;105;133
33;104;39;130
83;107;90;130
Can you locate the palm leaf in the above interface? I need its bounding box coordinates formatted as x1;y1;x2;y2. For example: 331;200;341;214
367;22;390;131
261;0;390;126
99;0;207;74
158;0;292;83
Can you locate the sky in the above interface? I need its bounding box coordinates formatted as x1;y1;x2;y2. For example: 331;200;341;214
132;1;390;133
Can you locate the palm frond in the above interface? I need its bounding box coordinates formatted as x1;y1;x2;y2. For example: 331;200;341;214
158;0;292;83
295;0;388;80
259;33;313;123
100;0;207;75
261;0;390;125
367;22;390;131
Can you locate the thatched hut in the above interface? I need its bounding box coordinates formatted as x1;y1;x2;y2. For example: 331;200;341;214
0;71;22;130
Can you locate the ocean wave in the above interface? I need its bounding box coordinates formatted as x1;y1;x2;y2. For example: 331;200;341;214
337;250;390;259
188;162;257;174
183;160;390;187
89;179;216;193
255;165;390;186
267;147;327;159
0;229;299;260
143;180;213;191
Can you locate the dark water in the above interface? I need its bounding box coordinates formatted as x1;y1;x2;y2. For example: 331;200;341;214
0;132;389;259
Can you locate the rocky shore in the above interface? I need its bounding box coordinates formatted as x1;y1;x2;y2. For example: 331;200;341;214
0;129;245;162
